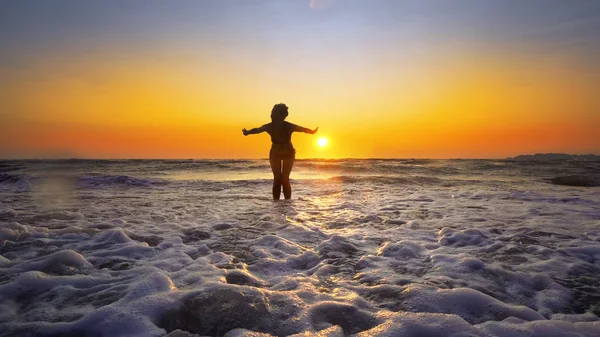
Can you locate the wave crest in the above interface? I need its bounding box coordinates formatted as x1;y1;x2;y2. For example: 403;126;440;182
79;174;166;188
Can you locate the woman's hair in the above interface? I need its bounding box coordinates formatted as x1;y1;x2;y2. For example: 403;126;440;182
271;103;289;119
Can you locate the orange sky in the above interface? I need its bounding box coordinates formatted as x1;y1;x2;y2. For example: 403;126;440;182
1;1;599;159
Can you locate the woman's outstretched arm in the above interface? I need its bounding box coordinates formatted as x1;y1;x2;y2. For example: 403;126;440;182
242;124;269;136
290;123;318;134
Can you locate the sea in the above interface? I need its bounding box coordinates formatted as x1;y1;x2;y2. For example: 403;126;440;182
1;159;599;337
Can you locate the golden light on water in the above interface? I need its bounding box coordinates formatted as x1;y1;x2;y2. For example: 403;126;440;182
317;137;328;147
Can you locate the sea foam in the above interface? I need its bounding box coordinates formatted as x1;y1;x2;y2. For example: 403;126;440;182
1;159;599;336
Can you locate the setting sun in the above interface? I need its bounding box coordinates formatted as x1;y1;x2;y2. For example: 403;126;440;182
317;137;328;147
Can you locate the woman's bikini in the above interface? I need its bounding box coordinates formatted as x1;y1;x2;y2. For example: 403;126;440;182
269;122;295;160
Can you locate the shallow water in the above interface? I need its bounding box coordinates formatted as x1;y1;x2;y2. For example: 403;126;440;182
1;159;599;336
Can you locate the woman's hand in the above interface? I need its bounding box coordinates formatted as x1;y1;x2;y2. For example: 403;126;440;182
242;128;249;136
311;127;319;135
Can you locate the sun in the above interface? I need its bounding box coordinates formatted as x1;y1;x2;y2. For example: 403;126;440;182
317;137;328;147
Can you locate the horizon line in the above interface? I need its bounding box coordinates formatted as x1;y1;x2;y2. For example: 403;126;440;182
1;153;599;161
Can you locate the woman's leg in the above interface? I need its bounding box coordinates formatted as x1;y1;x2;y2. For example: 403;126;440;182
270;154;282;200
281;156;294;199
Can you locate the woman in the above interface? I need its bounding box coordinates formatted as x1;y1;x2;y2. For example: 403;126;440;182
242;103;318;200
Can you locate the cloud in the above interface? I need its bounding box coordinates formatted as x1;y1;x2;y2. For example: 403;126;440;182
310;0;336;10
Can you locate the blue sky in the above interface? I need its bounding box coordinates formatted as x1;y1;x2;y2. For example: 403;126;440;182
2;0;599;67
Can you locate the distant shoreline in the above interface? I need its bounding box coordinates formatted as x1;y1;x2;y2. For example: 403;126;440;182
507;153;600;161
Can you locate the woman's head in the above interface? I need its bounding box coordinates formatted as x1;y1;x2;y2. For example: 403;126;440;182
271;103;288;121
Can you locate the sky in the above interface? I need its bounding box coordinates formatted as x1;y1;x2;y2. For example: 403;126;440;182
1;0;599;159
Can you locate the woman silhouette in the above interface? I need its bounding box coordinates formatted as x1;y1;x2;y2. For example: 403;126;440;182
242;103;318;200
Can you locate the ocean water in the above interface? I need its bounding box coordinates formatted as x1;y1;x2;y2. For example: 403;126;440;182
1;159;599;337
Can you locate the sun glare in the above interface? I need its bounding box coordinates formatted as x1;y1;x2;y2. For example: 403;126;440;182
317;137;328;147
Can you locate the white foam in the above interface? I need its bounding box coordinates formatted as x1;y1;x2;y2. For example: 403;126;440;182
2;159;599;336
16;249;93;273
378;241;425;259
401;284;545;323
